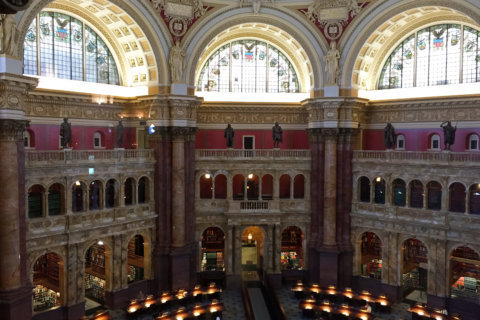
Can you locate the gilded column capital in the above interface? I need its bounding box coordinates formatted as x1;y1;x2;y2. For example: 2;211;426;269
0;118;28;141
171;126;197;140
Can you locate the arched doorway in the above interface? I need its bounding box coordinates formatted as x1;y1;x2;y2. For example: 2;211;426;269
33;252;64;312
360;232;382;279
128;235;146;283
401;238;428;302
241;226;264;273
450;246;480;300
280;226;303;270
201;227;225;271
84;242;110;307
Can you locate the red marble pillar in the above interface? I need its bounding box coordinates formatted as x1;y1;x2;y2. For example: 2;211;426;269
150;127;172;292
0;119;32;320
150;126;197;292
323;129;338;247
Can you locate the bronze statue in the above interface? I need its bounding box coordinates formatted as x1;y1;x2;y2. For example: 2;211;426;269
440;121;456;150
272;122;283;148
60;117;71;148
224;123;234;148
116;120;124;148
384;123;396;149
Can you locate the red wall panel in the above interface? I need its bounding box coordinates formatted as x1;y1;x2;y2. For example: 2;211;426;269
363;128;480;151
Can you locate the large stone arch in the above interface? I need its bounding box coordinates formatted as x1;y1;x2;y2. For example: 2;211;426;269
339;0;480;90
15;0;169;86
183;7;326;92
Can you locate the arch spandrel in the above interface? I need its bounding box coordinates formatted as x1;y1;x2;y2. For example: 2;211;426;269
184;8;327;92
16;0;169;86
339;0;480;91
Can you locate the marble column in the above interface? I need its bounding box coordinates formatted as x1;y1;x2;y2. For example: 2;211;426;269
171;130;186;248
0;119;33;320
323;129;338;247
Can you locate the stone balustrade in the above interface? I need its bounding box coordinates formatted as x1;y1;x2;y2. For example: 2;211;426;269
27;204;155;239
25;149;155;167
196;149;311;160
354;150;480;165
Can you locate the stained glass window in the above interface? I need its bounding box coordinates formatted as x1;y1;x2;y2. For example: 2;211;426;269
23;11;120;85
379;24;480;89
197;40;299;93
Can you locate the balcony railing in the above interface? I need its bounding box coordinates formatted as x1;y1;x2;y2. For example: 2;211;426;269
353;150;480;163
196;149;310;160
26;149;155;167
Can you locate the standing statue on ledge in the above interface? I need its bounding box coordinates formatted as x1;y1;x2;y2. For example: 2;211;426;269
272;122;283;148
384;122;397;149
440;121;457;150
116;120;124;148
0;14;16;55
60;117;72;149
224;123;234;148
324;40;340;85
169;41;185;83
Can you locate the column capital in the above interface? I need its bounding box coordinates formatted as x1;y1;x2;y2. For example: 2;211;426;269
0;119;28;141
303;97;367;130
0;74;38;118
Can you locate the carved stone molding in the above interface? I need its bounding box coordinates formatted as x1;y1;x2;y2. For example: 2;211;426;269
0;119;28;141
0;74;37;113
366;98;480;123
304;98;366;126
197;104;307;125
25;93;123;120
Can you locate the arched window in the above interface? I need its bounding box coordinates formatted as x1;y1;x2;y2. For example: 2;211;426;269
138;177;148;204
409;180;424;208
293;175;305;199
48;183;64;216
374;177;385;204
261;174;273;200
396;134;405;150
232;174;244;200
200;173;213;199
28;185;44;218
430;134;441;150
93;132;103;148
72;181;85;212
89;180;102;210
379;24;480;89
427;181;442;210
24;11;120;85
124;178;135;205
247;174;259;200
392;179;406;206
197;40;299;93
449;182;466;213
469;184;480;214
279;174;291;199
359;176;370;202
468;134;479;151
214;174;227;199
105;179;118;208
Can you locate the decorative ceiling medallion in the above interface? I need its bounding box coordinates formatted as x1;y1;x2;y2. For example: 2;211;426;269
300;0;366;43
150;0;211;41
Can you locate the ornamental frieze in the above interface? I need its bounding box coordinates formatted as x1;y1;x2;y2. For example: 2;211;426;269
0;75;37;112
197;105;307;124
25;95;123;120
366;98;480;123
